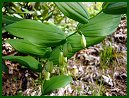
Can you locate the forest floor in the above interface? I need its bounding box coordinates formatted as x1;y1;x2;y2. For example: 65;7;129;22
2;17;127;96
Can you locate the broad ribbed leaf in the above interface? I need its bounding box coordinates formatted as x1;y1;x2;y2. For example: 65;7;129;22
2;56;42;72
55;2;89;24
86;36;105;47
67;13;120;58
43;75;72;94
5;39;51;58
66;34;105;58
77;13;121;37
2;15;22;25
5;19;66;47
102;2;127;14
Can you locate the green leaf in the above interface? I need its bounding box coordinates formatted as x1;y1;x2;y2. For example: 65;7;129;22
5;39;51;58
55;2;89;24
77;13;121;37
5;19;66;47
102;2;127;14
49;35;83;64
67;34;83;58
77;13;121;47
43;75;72;94
2;56;42;72
66;34;105;59
66;13;121;58
45;60;53;72
2;15;22;25
49;46;62;65
86;36;105;47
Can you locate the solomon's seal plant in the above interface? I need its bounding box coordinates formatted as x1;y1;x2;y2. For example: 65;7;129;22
2;2;127;95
